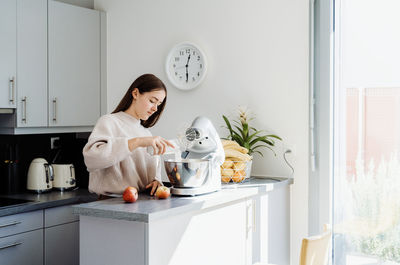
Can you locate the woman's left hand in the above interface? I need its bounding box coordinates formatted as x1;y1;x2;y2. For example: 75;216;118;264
145;180;162;196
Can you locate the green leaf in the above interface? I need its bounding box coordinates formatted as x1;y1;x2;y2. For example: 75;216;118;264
251;144;268;150
243;142;250;150
259;139;277;156
232;120;242;126
233;125;244;136
266;134;282;141
249;135;268;148
223;116;244;141
242;122;249;140
232;134;244;146
252;150;264;157
247;130;262;142
250;127;260;132
222;115;234;138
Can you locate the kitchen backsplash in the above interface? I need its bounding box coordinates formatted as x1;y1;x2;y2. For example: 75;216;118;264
0;132;90;194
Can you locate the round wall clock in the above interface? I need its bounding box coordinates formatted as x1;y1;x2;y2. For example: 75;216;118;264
165;42;207;90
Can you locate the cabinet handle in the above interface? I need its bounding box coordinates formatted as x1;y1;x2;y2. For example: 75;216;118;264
52;98;57;122
246;203;252;239
0;221;21;229
21;97;27;123
252;200;256;233
0;242;22;250
9;77;15;104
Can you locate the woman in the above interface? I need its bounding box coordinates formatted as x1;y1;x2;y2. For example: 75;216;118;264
83;74;174;198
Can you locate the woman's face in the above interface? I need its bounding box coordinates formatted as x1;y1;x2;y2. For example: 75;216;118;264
132;88;166;120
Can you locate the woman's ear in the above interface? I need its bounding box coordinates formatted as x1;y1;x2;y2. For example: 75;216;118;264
131;88;139;100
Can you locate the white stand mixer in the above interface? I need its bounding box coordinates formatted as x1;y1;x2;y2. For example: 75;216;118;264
164;116;225;196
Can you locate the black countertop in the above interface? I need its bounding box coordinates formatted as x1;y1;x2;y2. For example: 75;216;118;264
0;188;98;217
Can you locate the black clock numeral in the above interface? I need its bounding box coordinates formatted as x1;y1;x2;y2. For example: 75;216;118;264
174;57;180;62
197;72;200;76
175;72;178;76
192;77;195;81
173;64;176;68
180;51;184;56
200;64;202;68
179;76;182;79
186;49;190;54
197;56;201;61
192;51;196;55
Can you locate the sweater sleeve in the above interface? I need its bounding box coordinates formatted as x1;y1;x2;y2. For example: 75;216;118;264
83;115;132;172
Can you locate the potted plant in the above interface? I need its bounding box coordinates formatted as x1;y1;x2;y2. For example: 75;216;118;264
220;107;282;183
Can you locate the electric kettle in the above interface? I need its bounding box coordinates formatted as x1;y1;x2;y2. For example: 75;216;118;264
27;158;53;193
52;164;76;191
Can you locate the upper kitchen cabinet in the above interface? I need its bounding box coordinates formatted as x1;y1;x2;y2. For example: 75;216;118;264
48;0;100;127
0;0;106;134
16;0;48;127
0;0;17;109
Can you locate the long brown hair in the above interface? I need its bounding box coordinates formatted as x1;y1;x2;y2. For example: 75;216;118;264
112;74;167;128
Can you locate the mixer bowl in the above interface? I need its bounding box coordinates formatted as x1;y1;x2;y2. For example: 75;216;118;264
164;159;210;188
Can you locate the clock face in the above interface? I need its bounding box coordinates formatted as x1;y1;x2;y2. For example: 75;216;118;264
165;42;207;90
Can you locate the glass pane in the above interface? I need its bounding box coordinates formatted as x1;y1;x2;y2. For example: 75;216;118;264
333;1;400;265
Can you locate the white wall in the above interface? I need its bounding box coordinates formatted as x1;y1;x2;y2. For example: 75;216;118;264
94;0;309;263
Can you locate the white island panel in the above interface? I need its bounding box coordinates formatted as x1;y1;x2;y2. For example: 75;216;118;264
148;201;249;265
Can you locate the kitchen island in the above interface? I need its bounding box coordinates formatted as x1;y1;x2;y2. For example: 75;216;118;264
74;177;292;265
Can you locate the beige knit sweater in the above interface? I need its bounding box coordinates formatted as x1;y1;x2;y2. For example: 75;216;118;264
83;111;161;195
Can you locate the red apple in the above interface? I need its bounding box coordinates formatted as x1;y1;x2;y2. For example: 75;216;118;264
123;186;138;203
155;186;170;199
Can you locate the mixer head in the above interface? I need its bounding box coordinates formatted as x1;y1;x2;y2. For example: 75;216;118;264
182;116;223;160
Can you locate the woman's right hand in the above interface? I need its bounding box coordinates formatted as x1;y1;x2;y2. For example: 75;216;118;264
128;136;174;155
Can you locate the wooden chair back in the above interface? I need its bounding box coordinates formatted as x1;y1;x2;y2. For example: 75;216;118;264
299;225;331;265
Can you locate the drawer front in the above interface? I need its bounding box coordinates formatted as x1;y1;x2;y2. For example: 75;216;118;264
45;205;79;227
0;229;43;265
0;210;43;238
45;221;79;265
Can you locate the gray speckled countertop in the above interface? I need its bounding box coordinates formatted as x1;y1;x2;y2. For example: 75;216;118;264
73;177;293;223
0;188;98;217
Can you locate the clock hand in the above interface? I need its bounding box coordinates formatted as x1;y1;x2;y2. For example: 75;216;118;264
185;54;191;82
186;54;191;65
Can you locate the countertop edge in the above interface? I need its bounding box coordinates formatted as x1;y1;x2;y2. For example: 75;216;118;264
0;189;98;217
74;178;292;223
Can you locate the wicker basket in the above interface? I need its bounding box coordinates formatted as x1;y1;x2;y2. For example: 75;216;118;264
220;160;252;183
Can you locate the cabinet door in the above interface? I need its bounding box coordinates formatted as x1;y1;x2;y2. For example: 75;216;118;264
0;229;43;265
45;221;79;265
148;201;249;265
252;187;290;265
16;0;48;127
48;0;100;127
0;0;16;108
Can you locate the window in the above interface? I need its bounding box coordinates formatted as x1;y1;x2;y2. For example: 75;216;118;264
332;0;400;264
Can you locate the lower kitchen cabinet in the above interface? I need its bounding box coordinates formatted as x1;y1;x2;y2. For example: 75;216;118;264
0;229;43;265
0;205;80;265
44;205;79;265
45;221;79;265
